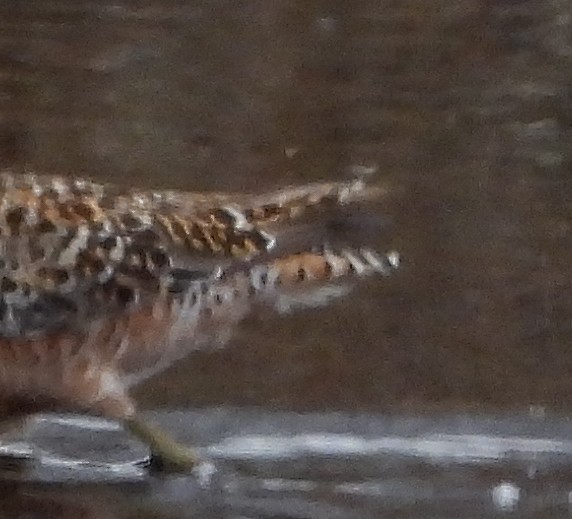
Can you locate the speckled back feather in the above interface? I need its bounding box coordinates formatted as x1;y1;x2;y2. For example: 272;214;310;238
0;172;392;339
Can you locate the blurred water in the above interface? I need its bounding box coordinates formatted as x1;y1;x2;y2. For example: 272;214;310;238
2;0;572;517
3;409;572;518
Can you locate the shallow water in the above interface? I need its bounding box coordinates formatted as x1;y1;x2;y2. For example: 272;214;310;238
2;0;572;517
4;409;572;518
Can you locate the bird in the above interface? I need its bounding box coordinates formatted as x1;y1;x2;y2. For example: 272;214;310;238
0;170;399;471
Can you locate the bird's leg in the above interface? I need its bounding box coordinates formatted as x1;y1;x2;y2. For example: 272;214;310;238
124;417;199;472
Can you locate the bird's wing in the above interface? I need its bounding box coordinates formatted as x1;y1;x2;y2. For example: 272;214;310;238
0;172;394;349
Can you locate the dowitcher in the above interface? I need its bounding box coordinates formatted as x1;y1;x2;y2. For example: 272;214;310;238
0;171;398;471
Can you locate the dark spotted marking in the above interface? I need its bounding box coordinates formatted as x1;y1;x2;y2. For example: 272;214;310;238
115;284;136;306
211;208;241;227
0;299;7;322
56;203;76;221
167;268;207;294
224;232;270;257
246;231;273;253
195;227;217;251
171;268;208;282
37;219;57;234
101;236;119;251
30;293;78;317
117;264;156;283
0;277;17;293
259;271;269;286
200;281;210;295
75;252;106;276
5;207;26;234
260;204;281;219
71;202;96;220
323;260;333;278
131;228;161;246
148;248;170;269
27;242;47;263
246;204;281;222
57;202;95;222
188;224;206;246
119;213;146;231
170;218;189;243
37;267;70;285
126;251;144;267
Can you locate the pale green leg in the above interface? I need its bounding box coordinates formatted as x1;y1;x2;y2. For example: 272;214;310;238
125;417;199;472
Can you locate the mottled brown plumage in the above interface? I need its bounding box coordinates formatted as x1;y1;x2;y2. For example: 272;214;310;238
0;171;398;470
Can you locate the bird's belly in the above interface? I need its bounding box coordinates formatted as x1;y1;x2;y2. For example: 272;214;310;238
0;332;134;421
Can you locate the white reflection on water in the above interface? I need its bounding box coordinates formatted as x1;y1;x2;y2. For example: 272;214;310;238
491;482;521;511
36;415;121;431
208;432;572;462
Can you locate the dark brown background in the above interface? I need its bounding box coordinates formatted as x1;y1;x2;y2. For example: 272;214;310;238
2;1;572;415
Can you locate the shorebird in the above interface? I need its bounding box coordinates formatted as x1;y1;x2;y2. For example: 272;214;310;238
0;171;398;471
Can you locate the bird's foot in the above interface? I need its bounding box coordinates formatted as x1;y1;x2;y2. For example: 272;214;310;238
125;417;200;473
